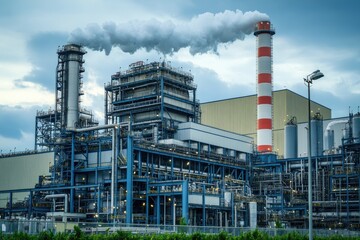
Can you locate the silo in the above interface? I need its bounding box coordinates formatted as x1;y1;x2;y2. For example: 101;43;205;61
310;113;323;157
353;112;360;143
284;118;297;158
325;129;334;151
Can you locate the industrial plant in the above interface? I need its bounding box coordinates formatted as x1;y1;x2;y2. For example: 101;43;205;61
0;21;359;232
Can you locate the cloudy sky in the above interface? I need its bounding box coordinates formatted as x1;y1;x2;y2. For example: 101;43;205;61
1;0;359;153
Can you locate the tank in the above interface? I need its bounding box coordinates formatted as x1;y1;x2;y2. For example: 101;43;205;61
310;113;323;157
343;127;350;141
284;118;297;158
325;129;334;152
353;112;360;143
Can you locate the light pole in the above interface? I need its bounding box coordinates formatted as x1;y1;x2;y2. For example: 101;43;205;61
304;69;324;240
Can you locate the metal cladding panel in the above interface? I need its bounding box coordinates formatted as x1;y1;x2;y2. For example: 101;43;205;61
249;202;257;228
66;58;80;129
257;57;272;74
353;114;360;143
284;124;297;158
0;152;54;191
188;194;220;206
257;104;272;119
257;34;271;47
200;95;257;137
257;83;272;97
174;122;253;153
86;151;112;167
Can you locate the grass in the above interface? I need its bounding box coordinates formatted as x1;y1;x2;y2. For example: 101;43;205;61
0;227;359;240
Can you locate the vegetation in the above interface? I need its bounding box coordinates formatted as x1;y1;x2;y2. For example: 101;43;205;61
0;227;359;240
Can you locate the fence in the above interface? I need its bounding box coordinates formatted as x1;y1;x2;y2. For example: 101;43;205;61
0;219;359;237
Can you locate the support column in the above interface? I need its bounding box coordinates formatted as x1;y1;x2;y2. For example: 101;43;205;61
70;132;75;213
202;184;206;226
28;191;33;220
97;186;101;218
125;136;133;223
182;180;189;223
156;195;161;225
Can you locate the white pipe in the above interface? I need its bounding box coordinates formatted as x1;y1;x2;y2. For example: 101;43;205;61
290;161;343;169
45;194;68;213
325;119;348;131
73;123;120;132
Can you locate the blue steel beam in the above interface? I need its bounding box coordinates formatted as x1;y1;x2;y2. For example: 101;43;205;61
70;132;75;213
202;184;206;226
182;179;189;223
0;184;100;194
28;191;33;220
97;186;101;218
160;77;164;129
156;194;160;225
9;192;13;219
126;135;133;223
138;151;142;176
149;180;185;187
146;178;149;224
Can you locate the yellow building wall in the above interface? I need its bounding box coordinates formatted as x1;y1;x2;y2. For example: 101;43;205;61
0;152;54;207
201;89;331;157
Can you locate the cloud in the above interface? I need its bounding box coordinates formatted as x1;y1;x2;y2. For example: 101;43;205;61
69;9;269;55
0;105;39;139
172;38;256;90
0;79;53;107
24;32;68;90
271;37;360;118
0;131;34;153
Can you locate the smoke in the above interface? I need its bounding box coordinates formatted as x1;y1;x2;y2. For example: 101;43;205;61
68;10;269;55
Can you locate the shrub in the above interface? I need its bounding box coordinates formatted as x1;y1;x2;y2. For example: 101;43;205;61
37;231;54;240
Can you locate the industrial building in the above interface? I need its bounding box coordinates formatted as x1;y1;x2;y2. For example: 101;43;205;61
0;21;359;231
201;89;331;158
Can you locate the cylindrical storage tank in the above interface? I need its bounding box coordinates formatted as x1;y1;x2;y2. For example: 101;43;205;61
353;112;360;143
254;21;275;153
343;127;349;141
284;123;297;158
310;118;323;157
325;129;334;151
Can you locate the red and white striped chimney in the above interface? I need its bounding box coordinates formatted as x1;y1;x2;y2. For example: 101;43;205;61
254;21;275;153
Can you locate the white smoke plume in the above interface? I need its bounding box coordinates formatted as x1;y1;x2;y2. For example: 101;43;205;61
68;10;269;55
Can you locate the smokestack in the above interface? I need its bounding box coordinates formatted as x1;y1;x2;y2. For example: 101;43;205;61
69;10;269;55
56;44;86;130
254;21;275;153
